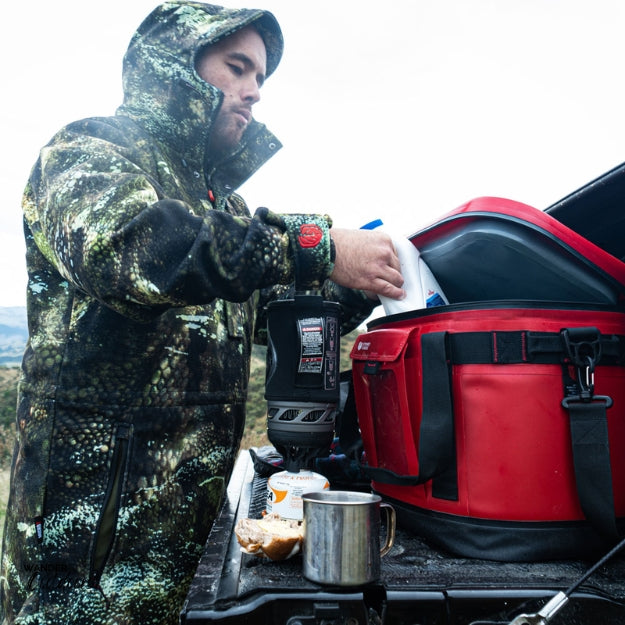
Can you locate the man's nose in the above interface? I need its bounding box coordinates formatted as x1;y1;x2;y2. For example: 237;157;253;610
242;78;261;104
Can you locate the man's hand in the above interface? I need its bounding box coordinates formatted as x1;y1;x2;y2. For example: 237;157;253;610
329;227;405;300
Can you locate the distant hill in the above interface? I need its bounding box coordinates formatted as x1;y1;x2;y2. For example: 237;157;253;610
0;307;27;368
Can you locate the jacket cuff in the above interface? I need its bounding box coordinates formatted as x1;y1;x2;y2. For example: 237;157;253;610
282;214;333;290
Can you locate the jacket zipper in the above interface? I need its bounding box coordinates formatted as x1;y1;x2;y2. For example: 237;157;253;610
88;423;132;589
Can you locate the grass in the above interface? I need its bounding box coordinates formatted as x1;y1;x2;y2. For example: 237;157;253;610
0;367;18;548
0;467;9;548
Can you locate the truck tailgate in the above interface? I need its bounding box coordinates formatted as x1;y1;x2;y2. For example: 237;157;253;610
180;451;625;624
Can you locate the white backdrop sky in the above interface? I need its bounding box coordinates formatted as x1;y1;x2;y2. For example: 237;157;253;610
2;0;625;307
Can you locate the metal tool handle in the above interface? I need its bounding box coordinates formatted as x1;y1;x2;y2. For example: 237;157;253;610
508;592;569;625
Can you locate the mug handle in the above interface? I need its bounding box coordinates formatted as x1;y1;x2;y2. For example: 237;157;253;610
379;503;396;557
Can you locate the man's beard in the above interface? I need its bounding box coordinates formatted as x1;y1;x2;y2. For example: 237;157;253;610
207;111;246;162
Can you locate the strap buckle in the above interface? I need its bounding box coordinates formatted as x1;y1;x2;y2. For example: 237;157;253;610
561;394;613;409
561;327;602;400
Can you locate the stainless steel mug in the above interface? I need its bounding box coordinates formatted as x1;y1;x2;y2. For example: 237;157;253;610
302;490;396;586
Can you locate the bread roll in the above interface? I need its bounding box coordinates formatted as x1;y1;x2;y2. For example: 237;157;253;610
235;513;303;560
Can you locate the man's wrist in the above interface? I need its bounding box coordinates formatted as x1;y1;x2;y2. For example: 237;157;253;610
281;214;333;289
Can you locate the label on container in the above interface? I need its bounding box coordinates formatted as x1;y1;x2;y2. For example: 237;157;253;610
266;470;329;521
298;317;324;374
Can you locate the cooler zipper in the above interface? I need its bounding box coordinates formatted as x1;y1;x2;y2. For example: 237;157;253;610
88;423;132;590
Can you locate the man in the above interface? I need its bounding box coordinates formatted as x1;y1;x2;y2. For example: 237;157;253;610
0;2;403;624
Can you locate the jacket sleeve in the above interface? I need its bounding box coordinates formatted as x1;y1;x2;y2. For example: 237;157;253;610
23;122;335;318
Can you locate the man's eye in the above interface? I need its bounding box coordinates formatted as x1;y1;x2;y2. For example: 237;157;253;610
228;64;243;76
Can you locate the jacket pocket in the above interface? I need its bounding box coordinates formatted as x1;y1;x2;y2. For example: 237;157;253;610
88;423;133;589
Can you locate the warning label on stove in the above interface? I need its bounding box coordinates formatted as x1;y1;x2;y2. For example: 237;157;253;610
298;317;324;373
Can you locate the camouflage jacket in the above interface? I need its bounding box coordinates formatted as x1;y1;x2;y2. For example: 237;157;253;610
0;3;374;624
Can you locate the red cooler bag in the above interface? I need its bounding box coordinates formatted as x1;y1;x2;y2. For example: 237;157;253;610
351;197;625;561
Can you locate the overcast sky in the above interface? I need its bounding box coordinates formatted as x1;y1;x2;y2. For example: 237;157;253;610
2;0;625;307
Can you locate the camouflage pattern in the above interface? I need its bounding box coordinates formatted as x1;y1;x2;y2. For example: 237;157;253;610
0;2;374;624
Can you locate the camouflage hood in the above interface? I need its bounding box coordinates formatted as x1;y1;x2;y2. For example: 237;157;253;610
117;0;284;183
